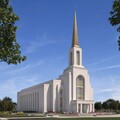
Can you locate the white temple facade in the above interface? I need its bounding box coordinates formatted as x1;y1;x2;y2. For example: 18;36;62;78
17;11;94;113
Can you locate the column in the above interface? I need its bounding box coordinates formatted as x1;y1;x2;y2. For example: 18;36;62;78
29;94;30;110
22;96;24;111
27;94;29;111
24;95;26;110
34;93;36;111
44;84;49;112
80;104;82;114
92;104;94;112
29;94;31;111
20;96;22;111
32;93;33;111
33;93;34;111
33;93;35;111
35;93;37;112
21;96;23;111
35;93;37;111
87;104;89;113
30;94;32;111
26;95;28;110
90;104;93;112
37;92;39;112
25;95;27;111
24;95;25;110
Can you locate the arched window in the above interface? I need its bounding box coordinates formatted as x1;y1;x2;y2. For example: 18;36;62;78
76;75;84;100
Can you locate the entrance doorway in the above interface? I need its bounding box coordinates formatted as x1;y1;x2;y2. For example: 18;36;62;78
82;104;88;113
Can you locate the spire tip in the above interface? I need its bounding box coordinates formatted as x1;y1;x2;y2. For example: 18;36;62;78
72;10;79;48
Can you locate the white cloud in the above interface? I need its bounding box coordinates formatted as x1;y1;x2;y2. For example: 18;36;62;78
90;64;120;72
0;60;44;76
92;75;120;102
0;74;41;101
94;87;120;102
8;65;29;73
95;88;113;94
26;34;58;53
87;55;119;67
112;89;120;100
1;80;16;92
27;40;57;53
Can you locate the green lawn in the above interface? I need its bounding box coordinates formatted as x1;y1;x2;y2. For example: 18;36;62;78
8;118;120;120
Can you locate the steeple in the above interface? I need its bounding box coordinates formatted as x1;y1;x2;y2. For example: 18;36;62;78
69;10;83;67
72;10;79;48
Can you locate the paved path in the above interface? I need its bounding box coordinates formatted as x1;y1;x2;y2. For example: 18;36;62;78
1;114;120;120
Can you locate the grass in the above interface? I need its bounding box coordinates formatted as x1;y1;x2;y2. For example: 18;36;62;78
8;118;120;120
0;112;118;120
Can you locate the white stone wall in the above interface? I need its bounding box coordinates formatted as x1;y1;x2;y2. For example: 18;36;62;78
17;79;61;113
17;83;43;112
68;66;93;101
59;71;72;112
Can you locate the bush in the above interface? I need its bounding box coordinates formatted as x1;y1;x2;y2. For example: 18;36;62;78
0;111;10;117
116;110;120;114
16;112;24;115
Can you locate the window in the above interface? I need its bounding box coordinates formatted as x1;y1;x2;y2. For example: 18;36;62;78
76;75;84;100
76;51;80;65
70;52;72;65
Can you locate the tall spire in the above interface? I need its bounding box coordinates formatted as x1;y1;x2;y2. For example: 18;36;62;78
72;10;79;47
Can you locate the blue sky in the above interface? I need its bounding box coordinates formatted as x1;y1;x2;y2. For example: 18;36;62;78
0;0;120;102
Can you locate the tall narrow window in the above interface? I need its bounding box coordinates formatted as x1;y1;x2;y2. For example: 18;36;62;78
76;51;80;65
70;52;72;65
76;75;84;100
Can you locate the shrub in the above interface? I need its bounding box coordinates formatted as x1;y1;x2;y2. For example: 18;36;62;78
16;112;24;115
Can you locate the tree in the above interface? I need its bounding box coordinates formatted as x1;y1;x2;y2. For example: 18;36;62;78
106;99;115;110
102;101;109;111
0;0;26;64
118;103;120;110
101;99;119;111
0;99;3;111
1;97;14;111
13;102;17;111
95;99;120;112
95;102;102;111
111;100;119;110
109;0;120;50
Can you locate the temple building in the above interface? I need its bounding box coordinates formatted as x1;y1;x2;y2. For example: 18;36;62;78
17;11;94;113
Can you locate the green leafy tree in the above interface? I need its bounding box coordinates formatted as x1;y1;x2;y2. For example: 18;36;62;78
13;102;17;111
106;99;115;110
102;101;109;110
0;0;26;64
0;99;3;111
1;97;14;111
96;99;120;112
95;102;102;111
111;100;119;110
109;0;120;50
118;103;120;110
102;99;119;111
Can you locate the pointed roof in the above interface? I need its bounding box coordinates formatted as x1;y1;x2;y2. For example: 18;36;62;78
72;10;79;47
